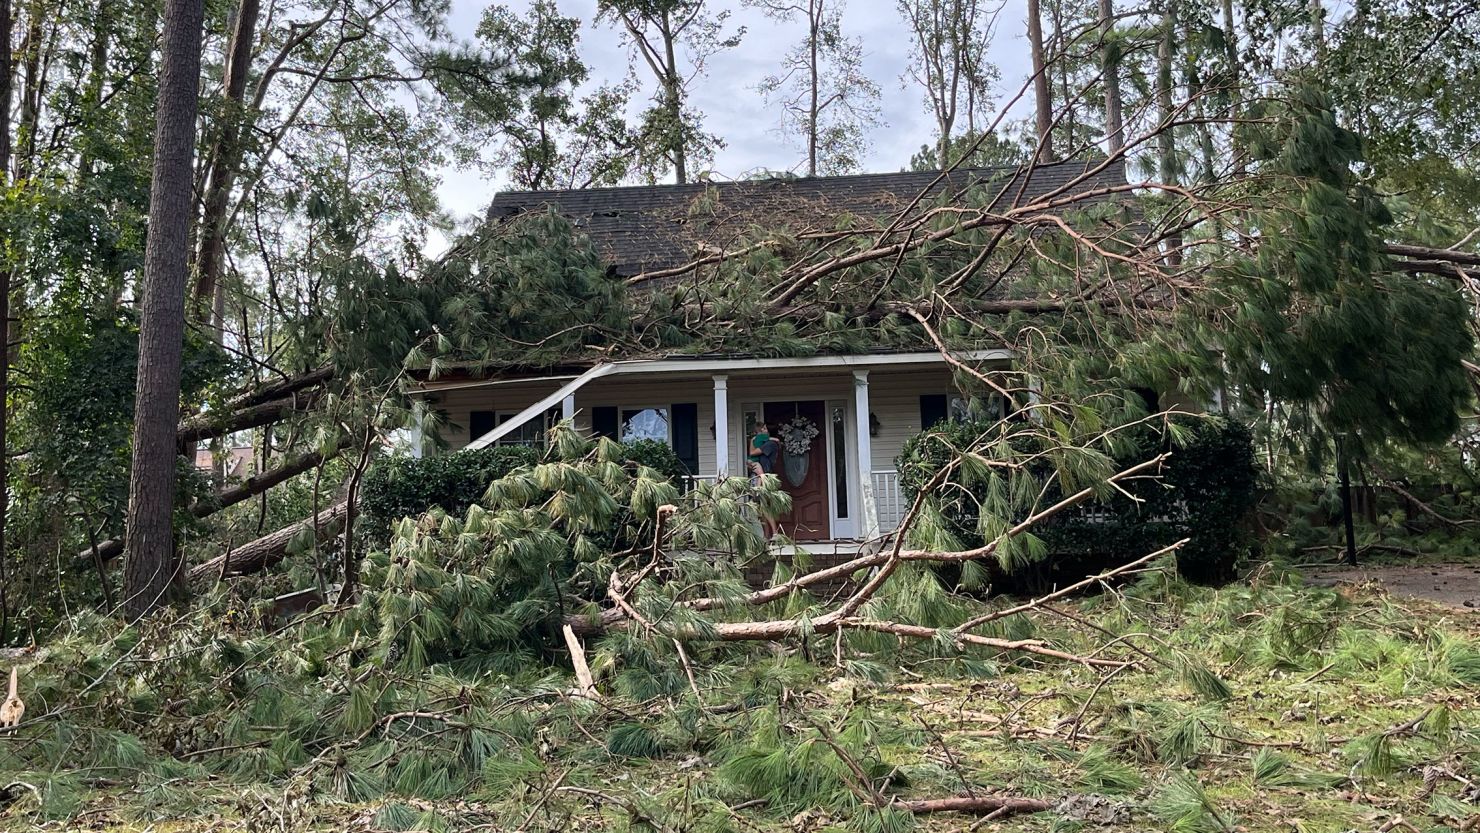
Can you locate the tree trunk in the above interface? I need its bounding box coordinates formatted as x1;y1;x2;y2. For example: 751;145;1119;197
80;439;353;566
1026;0;1055;162
193;0;261;337
1221;0;1243;176
1156;4;1182;267
660;12;686;184
1338;440;1358;566
1098;0;1124;154
123;0;206;619
189;498;350;580
0;0;12;644
806;0;819;177
900;796;1052;815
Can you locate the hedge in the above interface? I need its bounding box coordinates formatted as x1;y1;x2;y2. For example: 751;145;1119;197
361;438;690;532
895;415;1260;587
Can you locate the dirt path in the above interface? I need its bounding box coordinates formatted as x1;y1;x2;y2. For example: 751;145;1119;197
1304;562;1480;609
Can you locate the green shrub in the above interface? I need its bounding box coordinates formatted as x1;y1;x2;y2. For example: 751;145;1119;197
619;439;689;482
360;439;690;533
360;445;542;530
895;415;1259;586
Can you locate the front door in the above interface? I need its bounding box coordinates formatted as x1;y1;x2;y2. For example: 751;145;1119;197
763;401;830;540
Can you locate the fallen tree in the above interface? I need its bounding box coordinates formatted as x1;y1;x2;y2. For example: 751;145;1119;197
80;439;354;566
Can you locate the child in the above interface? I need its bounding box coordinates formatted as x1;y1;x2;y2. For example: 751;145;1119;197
748;422;779;474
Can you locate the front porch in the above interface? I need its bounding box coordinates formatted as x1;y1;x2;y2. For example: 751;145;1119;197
414;351;1010;541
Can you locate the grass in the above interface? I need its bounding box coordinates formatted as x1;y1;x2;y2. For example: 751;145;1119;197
2;565;1477;832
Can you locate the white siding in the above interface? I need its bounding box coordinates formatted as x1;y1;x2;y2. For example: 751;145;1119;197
429;376;717;472
424;365;965;476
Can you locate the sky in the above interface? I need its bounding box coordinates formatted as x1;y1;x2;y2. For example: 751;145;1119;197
431;0;1040;226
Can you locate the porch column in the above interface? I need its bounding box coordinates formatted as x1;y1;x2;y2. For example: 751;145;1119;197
561;394;576;422
854;370;879;538
713;375;729;477
410;400;426;459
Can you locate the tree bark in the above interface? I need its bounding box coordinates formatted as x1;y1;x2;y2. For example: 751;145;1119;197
189;499;350;579
1156;3;1182;267
1338;439;1358;566
1026;0;1055;162
122;0;206;619
660;14;687;184
806;0;819;177
193;0;261;336
176;392;321;445
0;0;13;643
1098;0;1124;154
81;439;353;565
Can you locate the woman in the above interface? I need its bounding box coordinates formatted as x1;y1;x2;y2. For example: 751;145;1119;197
748;422;781;539
748;422;780;475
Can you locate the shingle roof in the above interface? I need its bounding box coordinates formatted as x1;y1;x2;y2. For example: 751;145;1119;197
485;161;1128;278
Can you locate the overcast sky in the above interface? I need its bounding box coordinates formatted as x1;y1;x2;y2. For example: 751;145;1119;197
432;0;1039;224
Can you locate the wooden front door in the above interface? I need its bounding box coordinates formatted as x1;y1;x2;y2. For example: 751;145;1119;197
764;401;830;541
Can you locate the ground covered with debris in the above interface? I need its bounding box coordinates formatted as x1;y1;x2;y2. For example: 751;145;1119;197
6;563;1475;833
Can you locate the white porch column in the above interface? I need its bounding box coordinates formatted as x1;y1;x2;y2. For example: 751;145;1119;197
712;375;729;477
410;400;427;459
854;370;879;538
561;394;576;422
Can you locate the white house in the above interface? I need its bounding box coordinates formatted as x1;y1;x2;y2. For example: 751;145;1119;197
413;162;1129;544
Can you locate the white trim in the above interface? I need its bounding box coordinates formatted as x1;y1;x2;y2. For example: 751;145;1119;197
853;370;878;539
561;395;576;421
418;350;1011;394
466;364;617;449
608;350;1010;376
413;374;581;395
616;404;674;445
712;376;729;477
825;400;856;539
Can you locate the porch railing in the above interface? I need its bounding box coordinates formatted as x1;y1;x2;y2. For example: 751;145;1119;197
680;473;720;493
871;470;906;533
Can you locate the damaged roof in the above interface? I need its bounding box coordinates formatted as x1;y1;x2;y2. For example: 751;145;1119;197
485;160;1129;278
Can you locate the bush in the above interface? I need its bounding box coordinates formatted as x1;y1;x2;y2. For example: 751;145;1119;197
361;445;542;530
360;439;690;533
896;415;1260;586
619;438;689;482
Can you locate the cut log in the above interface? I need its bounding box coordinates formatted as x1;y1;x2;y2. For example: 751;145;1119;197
189;498;349;579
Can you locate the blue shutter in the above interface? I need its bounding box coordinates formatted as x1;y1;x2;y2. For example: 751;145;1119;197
469;410;497;442
591;406;618;439
670;403;699;474
919;395;948;430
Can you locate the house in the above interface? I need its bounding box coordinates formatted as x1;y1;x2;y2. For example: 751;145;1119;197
195;443;255;479
413;161;1130;544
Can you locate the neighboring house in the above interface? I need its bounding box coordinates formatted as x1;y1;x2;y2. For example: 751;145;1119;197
195;443;255;479
414;162;1128;543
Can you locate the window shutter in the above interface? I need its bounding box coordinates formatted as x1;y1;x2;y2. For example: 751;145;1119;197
670;403;699;474
469;410;497;442
591;406;618;439
919;394;948;430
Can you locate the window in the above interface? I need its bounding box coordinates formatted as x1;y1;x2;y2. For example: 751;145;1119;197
949;393;1008;423
620;407;670;444
496;411;553;447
